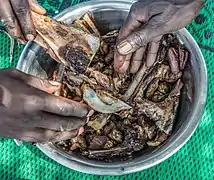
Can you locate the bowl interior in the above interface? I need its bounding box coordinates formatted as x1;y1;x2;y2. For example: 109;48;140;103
55;9;194;163
17;1;207;173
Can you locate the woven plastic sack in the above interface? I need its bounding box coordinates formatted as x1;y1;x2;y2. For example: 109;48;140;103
0;0;213;179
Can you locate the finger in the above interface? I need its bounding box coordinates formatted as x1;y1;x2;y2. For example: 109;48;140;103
117;26;150;56
41;95;89;118
117;54;132;73
29;0;46;14
117;22;163;56
153;1;205;35
25;111;86;131
16;127;84;143
117;12;142;41
4;69;89;117
130;47;146;74
117;2;147;41
114;4;146;72
114;52;125;71
117;0;205;56
7;69;60;93
117;13;167;56
0;0;25;41
145;36;162;68
10;0;36;40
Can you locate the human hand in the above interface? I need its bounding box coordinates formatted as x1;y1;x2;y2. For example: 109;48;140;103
0;0;46;43
0;69;89;143
114;0;205;73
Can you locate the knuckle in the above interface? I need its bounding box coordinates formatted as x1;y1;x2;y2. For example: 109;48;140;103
24;94;43;110
130;4;139;19
12;0;30;14
129;11;137;21
16;7;28;16
2;19;23;38
130;2;147;21
132;31;147;46
2;16;16;29
130;2;138;12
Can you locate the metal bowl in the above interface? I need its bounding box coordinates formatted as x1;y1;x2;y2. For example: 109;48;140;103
16;0;207;175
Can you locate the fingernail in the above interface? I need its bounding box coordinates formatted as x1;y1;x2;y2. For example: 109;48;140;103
87;109;94;117
117;40;133;55
85;117;90;124
31;0;47;14
39;7;47;14
26;34;35;41
84;109;94;123
118;54;132;73
36;4;47;14
78;127;84;136
114;53;126;71
49;80;60;86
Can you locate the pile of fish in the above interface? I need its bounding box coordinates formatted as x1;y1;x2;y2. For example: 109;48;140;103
32;12;189;161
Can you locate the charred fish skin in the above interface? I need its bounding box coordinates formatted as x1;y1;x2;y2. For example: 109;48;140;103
31;11;100;72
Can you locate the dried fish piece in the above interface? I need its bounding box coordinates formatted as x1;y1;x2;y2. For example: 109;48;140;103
88;69;113;91
89;136;109;150
108;129;123;143
86;147;130;160
103;121;117;135
70;135;88;150
138;117;157;140
122;124;146;151
104;140;114;149
82;85;132;114
31;11;100;74
147;131;168;147
135;79;183;134
73;12;100;37
122;36;162;102
87;113;111;131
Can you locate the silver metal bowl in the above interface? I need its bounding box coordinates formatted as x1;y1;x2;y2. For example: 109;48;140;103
16;0;207;175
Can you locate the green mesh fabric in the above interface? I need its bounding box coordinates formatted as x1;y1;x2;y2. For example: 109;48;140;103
0;0;213;179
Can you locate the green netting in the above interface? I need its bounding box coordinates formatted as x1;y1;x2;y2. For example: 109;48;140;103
0;0;213;179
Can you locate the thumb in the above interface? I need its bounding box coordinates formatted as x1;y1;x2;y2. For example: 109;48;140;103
29;0;46;15
116;26;153;56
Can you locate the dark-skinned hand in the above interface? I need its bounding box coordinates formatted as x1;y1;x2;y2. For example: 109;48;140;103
0;0;45;43
114;0;205;74
0;69;89;143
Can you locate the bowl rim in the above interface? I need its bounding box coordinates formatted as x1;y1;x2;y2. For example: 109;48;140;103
16;0;208;175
